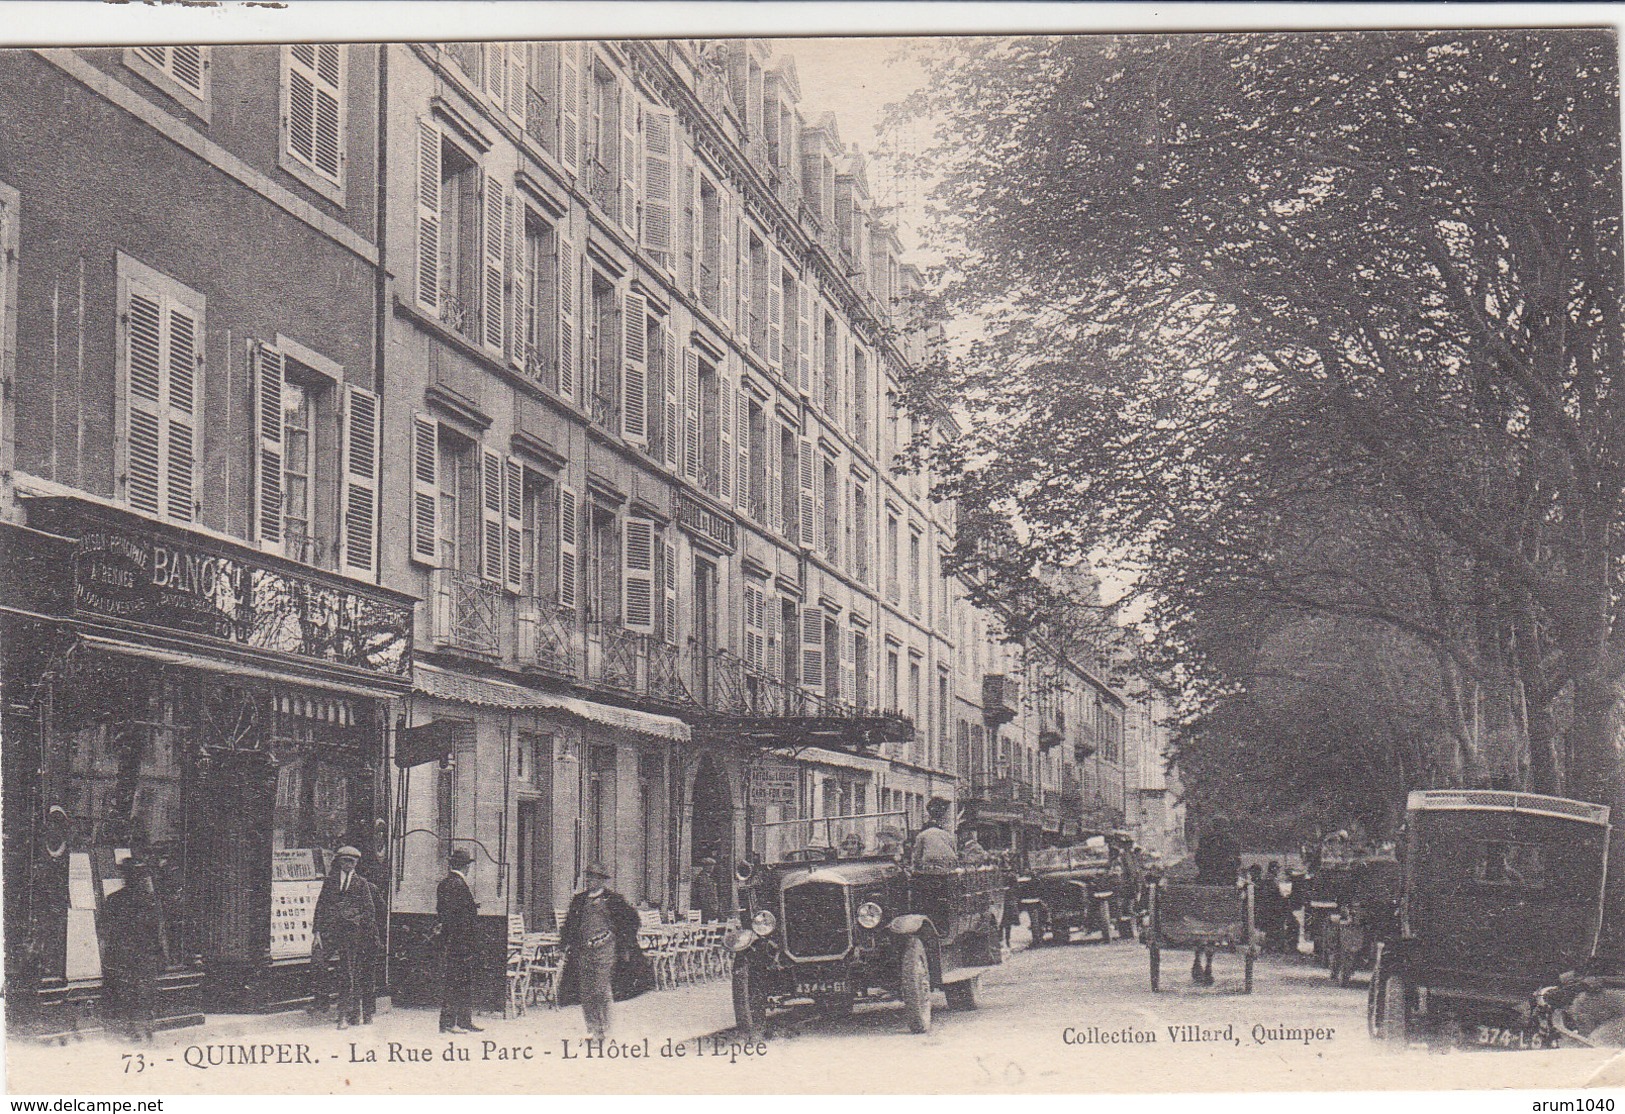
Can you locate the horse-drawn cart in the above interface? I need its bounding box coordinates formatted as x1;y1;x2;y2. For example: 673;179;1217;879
1145;881;1260;993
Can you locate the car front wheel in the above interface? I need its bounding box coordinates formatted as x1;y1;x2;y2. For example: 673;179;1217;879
899;936;933;1034
732;961;768;1036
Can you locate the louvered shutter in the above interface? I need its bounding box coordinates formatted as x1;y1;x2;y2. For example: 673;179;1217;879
510;202;529;370
798;437;815;551
287;46;343;185
802;608;824;693
685;159;701;294
718;195;734;334
557;486;579;610
735;387;750;515
765;595;781;679
506;43;527;126
663;538;678;645
559;43;581;173
623;517;655;633
621;288;648;444
718;370;734;503
682;347;700;480
170;47;205;94
743;582;764;673
164;302;200;524
766;248;783;370
842;628;857;711
482;174;506;355
556;235;576;400
619;82;638;239
341;384;381;575
504;457;524;593
124;284;165;517
641;104;675;257
482;43;506;111
739;227;754;347
253;344;285;549
481;447;505;582
663;321;680;470
797;279;811;393
766;419;782;534
416;119;442;315
410;413;439;566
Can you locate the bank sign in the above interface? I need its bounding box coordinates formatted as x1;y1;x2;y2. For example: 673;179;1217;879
74;525;412;678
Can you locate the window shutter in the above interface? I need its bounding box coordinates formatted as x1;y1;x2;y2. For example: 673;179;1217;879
619;82;639;239
718;370;734;503
766;249;783;370
718;194;735;333
253;343;284;549
481;447;505;583
164;301;200;524
663;538;678;645
683;347;700;481
170;47;205;94
557;485;579;609
796;280;811;394
685;158;701;294
124;284;165;517
623;517;655;633
556;235;576;400
802;608;824;693
842;628;858;710
510;202;528;370
765;595;781;678
641;104;675;257
621;287;647;444
416;119;442;315
504;457;524;594
506;43;527;126
798;437;815;551
766;419;782;534
743;582;764;673
482;43;506;111
663;321;680;471
559;43;581;173
341;383;381;575
410;413;439;565
482;174;506;355
735;387;750;515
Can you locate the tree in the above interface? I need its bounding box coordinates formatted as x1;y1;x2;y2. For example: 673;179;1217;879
898;31;1624;819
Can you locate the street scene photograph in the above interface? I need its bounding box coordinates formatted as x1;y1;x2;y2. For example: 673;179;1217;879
1;3;1623;1101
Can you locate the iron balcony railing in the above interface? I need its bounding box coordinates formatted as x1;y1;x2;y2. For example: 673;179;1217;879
431;568;502;656
524;85;553;154
515;597;580;680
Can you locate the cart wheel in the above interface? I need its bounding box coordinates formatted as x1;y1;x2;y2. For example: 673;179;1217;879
1244;952;1255;995
1148;944;1161;992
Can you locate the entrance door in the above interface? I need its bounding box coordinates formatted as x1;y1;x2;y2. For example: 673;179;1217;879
515;798;550;930
690;755;733;911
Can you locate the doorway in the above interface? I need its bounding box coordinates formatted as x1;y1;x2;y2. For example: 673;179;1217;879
690;754;733;910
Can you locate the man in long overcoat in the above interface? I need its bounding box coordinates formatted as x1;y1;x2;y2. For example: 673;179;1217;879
556;862;654;1039
437;847;482;1033
312;846;380;1029
100;856;167;1041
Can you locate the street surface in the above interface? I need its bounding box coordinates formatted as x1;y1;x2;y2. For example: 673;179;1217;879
10;932;1621;1094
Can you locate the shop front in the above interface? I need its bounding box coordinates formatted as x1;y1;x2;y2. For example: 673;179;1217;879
1;498;414;1036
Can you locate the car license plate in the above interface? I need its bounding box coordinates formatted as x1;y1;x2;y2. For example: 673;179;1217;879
1473;1024;1536;1049
796;978;849;996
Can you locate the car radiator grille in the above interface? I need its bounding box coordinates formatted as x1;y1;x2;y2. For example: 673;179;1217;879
782;882;851;959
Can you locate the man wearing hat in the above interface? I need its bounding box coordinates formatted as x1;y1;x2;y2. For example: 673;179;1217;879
556;862;653;1039
313;846;380;1029
911;797;960;865
690;856;720;923
437;847;482;1033
100;855;167;1041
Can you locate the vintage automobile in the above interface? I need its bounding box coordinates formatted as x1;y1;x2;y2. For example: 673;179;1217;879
1018;838;1122;945
1368;789;1611;1048
727;812;1007;1035
1303;849;1361;966
1324;848;1402;986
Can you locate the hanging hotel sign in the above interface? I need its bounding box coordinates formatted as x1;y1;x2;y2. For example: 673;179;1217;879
749;760;800;806
675;492;736;552
65;516;413;678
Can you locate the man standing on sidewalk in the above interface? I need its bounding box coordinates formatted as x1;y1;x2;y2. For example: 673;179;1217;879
437;847;482;1034
313;846;380;1030
556;862;652;1039
101;855;167;1042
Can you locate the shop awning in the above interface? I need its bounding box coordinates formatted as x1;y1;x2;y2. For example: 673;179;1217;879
78;634;406;700
413;664;689;742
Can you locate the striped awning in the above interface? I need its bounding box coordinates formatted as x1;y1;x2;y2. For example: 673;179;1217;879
413;664;689;743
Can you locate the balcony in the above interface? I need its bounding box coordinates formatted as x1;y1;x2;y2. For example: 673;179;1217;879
515;598;580;680
430;568;502;656
584;620;694;706
982;673;1019;726
584;153;618;221
524;85;554;155
966;765;1035;804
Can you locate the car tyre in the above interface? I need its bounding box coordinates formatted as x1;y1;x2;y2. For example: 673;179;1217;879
732;961;768;1036
1098;900;1114;944
945;975;978;1011
900;935;933;1034
1148;943;1161;991
1371;964;1410;1043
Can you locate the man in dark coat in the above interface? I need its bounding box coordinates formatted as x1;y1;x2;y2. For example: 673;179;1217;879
100;856;167;1041
556;861;654;1039
690;857;720;923
313;846;380;1029
437;847;482;1033
1191;816;1242;985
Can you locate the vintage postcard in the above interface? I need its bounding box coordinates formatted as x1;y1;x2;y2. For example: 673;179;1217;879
3;1;1625;1102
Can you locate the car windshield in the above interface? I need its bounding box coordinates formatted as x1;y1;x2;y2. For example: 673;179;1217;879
1029;842;1112;873
754;811;911;865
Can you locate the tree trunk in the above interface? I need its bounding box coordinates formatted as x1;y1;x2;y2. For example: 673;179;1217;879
1525;700;1560;795
1565;651;1625;956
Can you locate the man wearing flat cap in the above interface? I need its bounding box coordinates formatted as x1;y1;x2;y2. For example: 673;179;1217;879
911;797;960;866
313;846;380;1029
437;847;482;1033
557;861;653;1039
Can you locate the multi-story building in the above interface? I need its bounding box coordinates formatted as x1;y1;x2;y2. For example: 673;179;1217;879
0;45;415;1033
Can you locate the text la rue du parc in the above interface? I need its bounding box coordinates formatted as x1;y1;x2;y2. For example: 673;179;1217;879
347;1034;766;1065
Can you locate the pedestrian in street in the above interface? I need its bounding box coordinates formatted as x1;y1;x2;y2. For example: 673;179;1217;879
911;797;959;865
691;856;720;923
875;827;905;859
100;855;167;1042
313;846;380;1029
1191;815;1241;985
556;862;654;1040
436;847;482;1034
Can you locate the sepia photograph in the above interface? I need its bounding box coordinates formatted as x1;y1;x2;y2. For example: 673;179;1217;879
1;1;1623;1102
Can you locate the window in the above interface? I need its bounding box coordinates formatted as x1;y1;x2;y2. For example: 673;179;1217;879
282;45;346;199
699;177;722;314
438;137;482;337
586;503;622;624
779;424;798;541
588;271;619;429
822;312;838;416
698;358;721;496
938;670;951;769
909;656;923;762
852;346;870;446
119;256;204;526
748;233;769;354
519;212;557;386
1474;841;1546;889
125;46;210;121
747;399;768;522
909;528;922;617
886;645;900;715
853;482;870;583
854;630;870;710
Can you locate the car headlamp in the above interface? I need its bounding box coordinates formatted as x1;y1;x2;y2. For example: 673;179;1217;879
725;927;758;953
856;901;883;929
751;908;778;936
